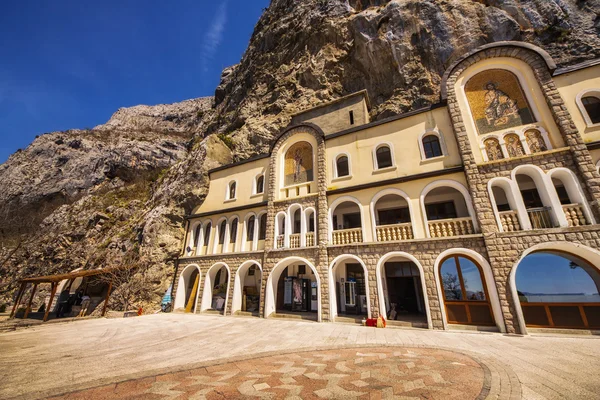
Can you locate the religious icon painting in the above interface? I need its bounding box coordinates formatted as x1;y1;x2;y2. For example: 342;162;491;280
284;141;313;186
465;69;535;135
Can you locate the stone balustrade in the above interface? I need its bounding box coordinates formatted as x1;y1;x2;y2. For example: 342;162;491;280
332;228;363;245
376;223;414;242
428;217;475;238
276;235;284;249
498;210;521;232
563;204;588;227
289;234;300;248
306;232;315;247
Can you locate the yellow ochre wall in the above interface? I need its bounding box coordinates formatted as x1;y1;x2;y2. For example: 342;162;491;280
326;107;461;190
192;158;269;215
554;64;600;143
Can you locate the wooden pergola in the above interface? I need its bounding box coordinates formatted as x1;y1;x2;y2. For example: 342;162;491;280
10;267;123;322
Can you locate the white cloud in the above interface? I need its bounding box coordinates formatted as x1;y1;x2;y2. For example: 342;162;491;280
201;1;229;73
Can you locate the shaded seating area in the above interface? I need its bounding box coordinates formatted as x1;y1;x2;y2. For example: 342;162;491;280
9;268;121;322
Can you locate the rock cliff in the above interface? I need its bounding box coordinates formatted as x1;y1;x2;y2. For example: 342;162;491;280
1;0;599;310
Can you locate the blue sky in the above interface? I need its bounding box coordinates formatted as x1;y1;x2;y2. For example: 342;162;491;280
0;0;269;163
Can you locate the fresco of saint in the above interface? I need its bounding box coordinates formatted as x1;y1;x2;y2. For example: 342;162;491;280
284;141;313;186
465;69;535;135
484;82;520;127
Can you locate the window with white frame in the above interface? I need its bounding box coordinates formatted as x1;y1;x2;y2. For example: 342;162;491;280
227;181;236;200
582;95;600;125
335;154;350;178
422;135;443;159
375;144;393;169
255;175;265;194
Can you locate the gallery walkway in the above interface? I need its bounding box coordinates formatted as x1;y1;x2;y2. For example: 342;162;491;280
0;313;599;399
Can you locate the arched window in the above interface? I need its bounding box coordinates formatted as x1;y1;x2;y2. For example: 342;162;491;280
516;251;600;329
228;181;236;200
255;175;264;194
293;209;301;234
247;216;256;242
582;96;600;124
203;223;211;246
375;145;392;169
336;155;349;177
259;213;267;240
230;218;238;243
218;220;227;244
422;135;442;158
194;224;202;248
440;255;494;326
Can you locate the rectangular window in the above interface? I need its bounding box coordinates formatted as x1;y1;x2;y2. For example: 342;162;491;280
298;265;306;275
343;212;362;229
425;201;457;220
378;207;410;225
349;110;355;125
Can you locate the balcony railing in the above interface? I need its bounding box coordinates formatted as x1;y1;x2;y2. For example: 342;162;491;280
306;232;315;247
498;210;521;232
428;217;475;238
332;228;363;245
527;207;554;229
376;223;414;242
289;234;301;248
276;235;284;249
563;204;589;227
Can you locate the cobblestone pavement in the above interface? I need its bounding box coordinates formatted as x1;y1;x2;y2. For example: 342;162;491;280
0;314;599;399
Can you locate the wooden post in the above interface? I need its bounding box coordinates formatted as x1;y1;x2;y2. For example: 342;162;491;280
23;283;38;319
43;282;58;322
101;281;112;317
9;282;26;319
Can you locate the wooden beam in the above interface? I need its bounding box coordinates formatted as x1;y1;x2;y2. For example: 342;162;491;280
9;282;26;319
43;282;58;322
23;283;38;319
102;281;112;317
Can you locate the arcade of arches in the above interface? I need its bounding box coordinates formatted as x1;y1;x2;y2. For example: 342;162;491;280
174;243;600;333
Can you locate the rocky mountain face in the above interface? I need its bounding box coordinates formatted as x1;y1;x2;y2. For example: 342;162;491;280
1;0;599;311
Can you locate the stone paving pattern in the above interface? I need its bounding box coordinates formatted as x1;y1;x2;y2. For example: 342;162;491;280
49;347;485;399
1;314;599;399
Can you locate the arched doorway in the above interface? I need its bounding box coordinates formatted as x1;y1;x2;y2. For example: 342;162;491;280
174;265;201;313
376;252;430;328
200;263;230;315
515;250;600;330
264;257;321;321
438;255;495;327
329;255;371;322
231;261;262;316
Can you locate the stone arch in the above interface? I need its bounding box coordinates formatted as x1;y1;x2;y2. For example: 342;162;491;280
264;257;322;322
200;262;231;315
375;252;432;329
487;176;531;231
509;242;600;334
369;187;417;239
547;167;596;225
328;254;372;320
511;164;567;227
420;179;479;237
433;249;505;332
174;264;202;313
441;41;556;102
231;260;263;315
328;195;367;243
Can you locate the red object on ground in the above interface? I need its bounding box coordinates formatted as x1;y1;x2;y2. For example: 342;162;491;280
137;307;143;316
366;318;377;327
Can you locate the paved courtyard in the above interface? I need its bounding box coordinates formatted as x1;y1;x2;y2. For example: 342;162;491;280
0;314;599;399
